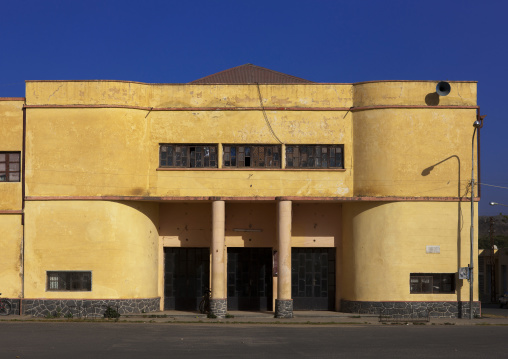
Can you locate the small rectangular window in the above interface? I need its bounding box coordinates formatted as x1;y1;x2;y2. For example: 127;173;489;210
410;273;455;294
285;145;343;169
0;152;21;182
47;271;92;291
160;145;217;168
223;145;281;168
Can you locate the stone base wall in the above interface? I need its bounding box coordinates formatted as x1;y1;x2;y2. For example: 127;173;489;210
275;299;293;318
209;298;227;318
22;298;160;318
341;300;481;319
2;298;20;315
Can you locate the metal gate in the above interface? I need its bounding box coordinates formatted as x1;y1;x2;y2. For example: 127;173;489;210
291;248;335;310
164;248;209;311
227;248;273;311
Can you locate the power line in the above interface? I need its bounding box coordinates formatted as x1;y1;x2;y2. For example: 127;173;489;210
478;183;508;191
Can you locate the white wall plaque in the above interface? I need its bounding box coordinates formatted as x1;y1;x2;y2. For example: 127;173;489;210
426;245;440;254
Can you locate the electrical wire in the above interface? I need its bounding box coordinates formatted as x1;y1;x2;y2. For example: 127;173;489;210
477;183;508;191
256;83;283;144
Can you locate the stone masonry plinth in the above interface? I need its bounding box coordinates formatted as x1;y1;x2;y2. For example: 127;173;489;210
275;299;293;318
341;300;481;319
209;298;227;318
22;298;160;318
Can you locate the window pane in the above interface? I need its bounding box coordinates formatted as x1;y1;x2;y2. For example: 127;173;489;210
421;277;432;293
9;153;20;162
9;173;19;182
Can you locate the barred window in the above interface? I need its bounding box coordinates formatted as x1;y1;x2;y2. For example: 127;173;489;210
159;145;217;168
0;152;21;182
47;271;92;291
223;145;281;168
285;145;343;169
410;273;455;294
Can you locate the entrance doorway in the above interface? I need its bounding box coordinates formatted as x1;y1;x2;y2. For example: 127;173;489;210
291;248;336;310
227;248;273;311
164;248;209;311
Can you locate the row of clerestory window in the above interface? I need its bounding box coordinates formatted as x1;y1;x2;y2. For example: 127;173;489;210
159;144;344;169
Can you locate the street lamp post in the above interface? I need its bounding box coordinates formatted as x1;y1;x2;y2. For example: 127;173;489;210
470;120;481;319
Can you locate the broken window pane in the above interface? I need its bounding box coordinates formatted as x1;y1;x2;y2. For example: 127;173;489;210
222;145;281;168
285;145;344;169
159;145;217;168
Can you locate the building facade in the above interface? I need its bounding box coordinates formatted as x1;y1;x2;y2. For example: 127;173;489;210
479;248;508;303
0;65;481;318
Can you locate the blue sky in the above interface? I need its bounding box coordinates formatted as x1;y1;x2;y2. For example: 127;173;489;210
1;0;507;215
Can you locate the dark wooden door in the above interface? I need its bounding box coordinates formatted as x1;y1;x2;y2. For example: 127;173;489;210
164;248;209;311
291;248;335;310
227;248;273;311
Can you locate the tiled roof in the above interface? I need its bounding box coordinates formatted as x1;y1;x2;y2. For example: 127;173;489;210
189;64;314;84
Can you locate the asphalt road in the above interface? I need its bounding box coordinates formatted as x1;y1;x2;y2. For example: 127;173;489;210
1;322;507;359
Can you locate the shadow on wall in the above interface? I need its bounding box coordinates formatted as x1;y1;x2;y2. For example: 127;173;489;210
421;155;465;301
425;92;440;106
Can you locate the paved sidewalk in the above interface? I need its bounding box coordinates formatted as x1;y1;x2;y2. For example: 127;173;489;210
3;306;508;326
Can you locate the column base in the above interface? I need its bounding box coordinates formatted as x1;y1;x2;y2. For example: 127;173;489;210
209;298;227;318
274;299;293;318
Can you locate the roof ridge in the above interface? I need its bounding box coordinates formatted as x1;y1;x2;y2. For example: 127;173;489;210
243;64;312;83
189;64;314;84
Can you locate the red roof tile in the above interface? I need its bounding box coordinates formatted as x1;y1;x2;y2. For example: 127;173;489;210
189;64;314;84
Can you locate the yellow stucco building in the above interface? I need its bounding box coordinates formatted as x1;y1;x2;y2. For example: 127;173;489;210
0;64;482;318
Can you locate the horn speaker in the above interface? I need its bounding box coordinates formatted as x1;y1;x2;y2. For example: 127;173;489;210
436;81;451;96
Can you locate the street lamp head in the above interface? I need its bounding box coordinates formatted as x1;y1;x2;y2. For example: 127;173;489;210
490;202;498;206
473;120;481;128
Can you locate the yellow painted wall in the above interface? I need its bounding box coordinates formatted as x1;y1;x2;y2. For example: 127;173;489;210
0;99;24;210
23;200;159;299
353;108;478;197
0;215;23;298
341;201;478;302
26;82;353;109
160;202;211;247
25;108;151;197
225;202;276;248
160;202;341;249
353;81;476;107
24;80;477;201
292;203;341;247
25;107;352;198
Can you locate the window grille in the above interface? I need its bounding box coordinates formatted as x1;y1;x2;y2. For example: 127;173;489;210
223;145;281;168
0;152;21;182
159;145;217;168
47;271;92;291
286;145;343;169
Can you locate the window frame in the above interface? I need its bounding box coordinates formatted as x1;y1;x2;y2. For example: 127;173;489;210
0;151;21;182
159;144;218;169
285;145;344;169
410;273;455;294
46;271;92;292
222;144;281;169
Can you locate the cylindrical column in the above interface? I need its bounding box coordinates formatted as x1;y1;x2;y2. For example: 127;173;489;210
275;200;293;318
210;200;226;318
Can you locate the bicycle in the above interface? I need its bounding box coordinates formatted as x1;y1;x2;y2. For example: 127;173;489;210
0;293;12;316
199;288;211;314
